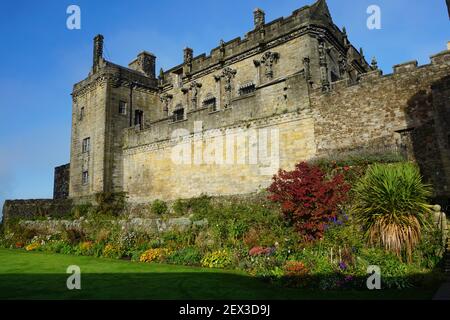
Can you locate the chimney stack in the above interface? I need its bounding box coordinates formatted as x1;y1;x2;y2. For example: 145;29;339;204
183;47;193;64
253;8;265;29
93;34;104;72
137;51;156;78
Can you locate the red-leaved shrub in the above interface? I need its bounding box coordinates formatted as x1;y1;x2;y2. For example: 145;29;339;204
268;162;350;241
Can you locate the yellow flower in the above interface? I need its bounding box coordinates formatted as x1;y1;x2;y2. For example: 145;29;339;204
139;248;170;263
25;242;40;251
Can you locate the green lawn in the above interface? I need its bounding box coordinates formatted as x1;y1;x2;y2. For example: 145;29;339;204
0;248;438;300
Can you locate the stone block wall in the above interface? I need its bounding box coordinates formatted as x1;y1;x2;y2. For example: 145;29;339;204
310;49;450;196
53;164;70;199
2;199;73;222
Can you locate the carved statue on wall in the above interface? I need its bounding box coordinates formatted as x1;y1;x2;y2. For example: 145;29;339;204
221;67;237;92
260;51;279;79
160;93;173;118
338;54;348;79
318;37;330;91
190;81;202;109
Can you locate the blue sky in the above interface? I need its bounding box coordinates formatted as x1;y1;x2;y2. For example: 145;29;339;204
0;0;448;218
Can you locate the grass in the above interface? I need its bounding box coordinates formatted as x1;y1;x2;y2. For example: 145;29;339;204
0;248;438;300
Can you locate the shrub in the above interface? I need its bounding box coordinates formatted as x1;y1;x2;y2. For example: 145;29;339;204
166;247;202;266
95;192;127;216
284;261;309;277
25;242;40;251
268;162;350;242
139;248;171;263
15;242;25;249
249;246;276;257
359;248;416;289
151;199;168;215
283;261;310;287
76;241;94;256
201;249;234;269
61;227;85;245
353;163;433;261
174;195;212;217
102;243;123;259
70;204;94;219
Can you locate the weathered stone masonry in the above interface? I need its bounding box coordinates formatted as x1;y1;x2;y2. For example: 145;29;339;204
2;0;450;220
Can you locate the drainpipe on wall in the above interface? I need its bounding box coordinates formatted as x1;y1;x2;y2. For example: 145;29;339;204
129;82;135;127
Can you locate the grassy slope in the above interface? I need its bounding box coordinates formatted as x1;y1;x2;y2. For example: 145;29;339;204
0;249;436;300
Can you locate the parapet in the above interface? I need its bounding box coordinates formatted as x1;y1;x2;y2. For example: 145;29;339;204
393;60;418;74
314;44;450;97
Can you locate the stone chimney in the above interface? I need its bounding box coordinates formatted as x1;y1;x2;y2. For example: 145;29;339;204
128;51;156;78
93;34;104;71
253;8;265;29
137;51;156;78
184;47;193;64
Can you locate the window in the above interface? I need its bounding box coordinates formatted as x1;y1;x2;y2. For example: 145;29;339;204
82;137;90;153
330;71;339;83
203;96;217;112
119;101;127;115
134;110;144;129
173;108;185;122
239;82;256;96
79;107;85;121
82;171;89;185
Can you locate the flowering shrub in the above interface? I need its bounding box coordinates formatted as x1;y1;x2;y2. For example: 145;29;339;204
15;242;25;249
139;248;171;263
102;244;122;259
201;250;234;269
284;261;309;277
283;261;310;287
77;241;94;256
268;162;350;241
249;246;276;257
25;242;40;251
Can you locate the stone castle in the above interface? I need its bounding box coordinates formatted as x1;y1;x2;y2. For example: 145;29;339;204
3;0;450;219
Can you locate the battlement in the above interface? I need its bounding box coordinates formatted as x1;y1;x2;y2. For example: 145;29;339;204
72;60;158;97
316;48;450;95
158;0;348;86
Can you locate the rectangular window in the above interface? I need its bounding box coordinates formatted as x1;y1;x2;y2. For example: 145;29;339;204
203;97;217;112
173;108;185;122
82;137;90;153
79;107;85;121
82;171;89;185
134;110;144;129
239;83;256;96
119;101;127;115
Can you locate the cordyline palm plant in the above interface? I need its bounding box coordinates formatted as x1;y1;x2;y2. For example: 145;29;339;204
353;162;433;262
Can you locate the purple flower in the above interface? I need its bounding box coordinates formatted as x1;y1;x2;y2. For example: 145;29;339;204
338;261;347;270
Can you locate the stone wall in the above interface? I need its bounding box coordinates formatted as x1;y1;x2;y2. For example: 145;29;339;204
310;50;450;196
18;216;207;235
2;199;73;222
53;164;70;199
123;112;316;203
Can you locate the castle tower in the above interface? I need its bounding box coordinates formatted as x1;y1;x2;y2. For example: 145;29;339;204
69;35;159;201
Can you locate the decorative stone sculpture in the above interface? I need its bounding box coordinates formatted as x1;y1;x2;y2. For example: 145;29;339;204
260;51;279;79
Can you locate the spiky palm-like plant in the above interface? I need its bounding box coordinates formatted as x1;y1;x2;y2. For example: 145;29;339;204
353;163;432;261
